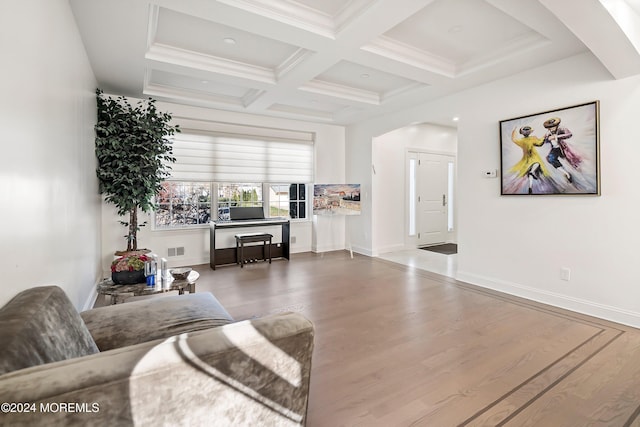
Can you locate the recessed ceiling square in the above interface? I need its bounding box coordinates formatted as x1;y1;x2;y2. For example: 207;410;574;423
154;7;301;69
316;61;416;94
290;0;353;16
383;0;540;65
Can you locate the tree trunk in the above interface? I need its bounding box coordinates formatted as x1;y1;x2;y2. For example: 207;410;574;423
127;208;138;251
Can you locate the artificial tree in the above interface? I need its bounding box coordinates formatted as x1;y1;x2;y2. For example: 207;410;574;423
95;89;179;253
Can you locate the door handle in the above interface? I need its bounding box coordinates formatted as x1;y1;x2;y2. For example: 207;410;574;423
442;194;447;206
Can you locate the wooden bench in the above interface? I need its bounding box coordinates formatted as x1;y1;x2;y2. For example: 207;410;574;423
234;232;273;268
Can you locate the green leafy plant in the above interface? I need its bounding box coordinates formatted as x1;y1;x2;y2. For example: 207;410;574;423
95;89;179;252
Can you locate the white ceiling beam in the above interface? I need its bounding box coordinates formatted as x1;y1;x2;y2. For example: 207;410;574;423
539;0;640;79
599;0;640;54
334;0;437;46
245;0;439;111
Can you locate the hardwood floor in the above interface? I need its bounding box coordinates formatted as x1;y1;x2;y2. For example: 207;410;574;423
166;252;640;425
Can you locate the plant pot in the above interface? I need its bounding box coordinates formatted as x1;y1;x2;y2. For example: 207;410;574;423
111;270;146;285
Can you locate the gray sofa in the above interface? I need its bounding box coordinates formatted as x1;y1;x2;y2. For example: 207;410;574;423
0;286;314;426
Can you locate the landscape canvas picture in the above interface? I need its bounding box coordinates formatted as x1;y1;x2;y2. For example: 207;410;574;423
500;101;600;195
313;184;361;215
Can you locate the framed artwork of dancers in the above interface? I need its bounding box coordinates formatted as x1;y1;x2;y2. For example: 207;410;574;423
499;101;600;196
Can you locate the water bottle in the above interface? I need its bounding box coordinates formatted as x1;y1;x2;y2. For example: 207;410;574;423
160;258;168;287
144;259;157;286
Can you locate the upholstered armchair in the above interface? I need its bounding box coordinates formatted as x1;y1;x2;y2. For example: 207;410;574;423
0;286;314;426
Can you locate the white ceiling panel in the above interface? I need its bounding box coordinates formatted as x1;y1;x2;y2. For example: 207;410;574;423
290;0;353;17
69;0;640;126
383;0;539;65
316;61;418;94
155;7;300;68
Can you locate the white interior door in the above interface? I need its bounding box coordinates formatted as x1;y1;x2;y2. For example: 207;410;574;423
417;153;452;246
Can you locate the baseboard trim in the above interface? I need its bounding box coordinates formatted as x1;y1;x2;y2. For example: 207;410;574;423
312;244;345;253
456;270;640;329
171;256;210;268
375;244;406;255
348;245;372;257
83;281;100;311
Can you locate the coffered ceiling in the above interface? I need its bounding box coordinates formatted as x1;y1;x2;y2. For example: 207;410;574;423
69;0;640;125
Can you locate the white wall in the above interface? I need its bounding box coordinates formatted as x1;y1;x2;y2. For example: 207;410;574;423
0;0;101;309
345;126;374;256
346;99;464;256
101;103;345;274
454;53;640;327
312;119;347;253
349;52;640;328
372;124;457;254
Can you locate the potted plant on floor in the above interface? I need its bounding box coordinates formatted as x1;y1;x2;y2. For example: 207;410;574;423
95;89;179;282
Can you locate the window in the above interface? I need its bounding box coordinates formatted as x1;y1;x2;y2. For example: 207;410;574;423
408;157;417;236
154;181;308;228
217;183;263;221
287;183;306;219
155;182;211;228
448;161;455;232
267;183;307;219
155;122;314;228
269;184;290;217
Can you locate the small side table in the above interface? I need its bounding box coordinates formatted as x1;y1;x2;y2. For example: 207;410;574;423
97;270;199;305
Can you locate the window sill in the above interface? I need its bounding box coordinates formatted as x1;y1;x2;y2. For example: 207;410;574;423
152;224;209;232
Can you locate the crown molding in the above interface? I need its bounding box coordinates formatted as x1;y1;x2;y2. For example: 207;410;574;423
147;4;160;51
361;35;456;78
334;0;375;34
276;48;315;80
457;32;550;76
146;43;276;84
217;0;336;38
267;103;337;122
143;81;246;107
241;88;266;107
381;82;426;103
299;79;380;105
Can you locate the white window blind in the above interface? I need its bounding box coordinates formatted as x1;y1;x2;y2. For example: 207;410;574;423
167;118;314;182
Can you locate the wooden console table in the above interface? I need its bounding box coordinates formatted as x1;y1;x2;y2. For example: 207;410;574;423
209;218;290;269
